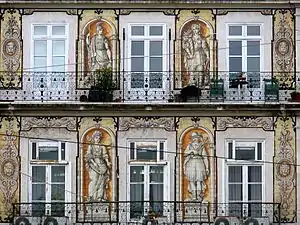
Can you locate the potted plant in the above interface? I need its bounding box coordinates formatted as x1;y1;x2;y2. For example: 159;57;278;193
290;86;300;102
88;67;116;102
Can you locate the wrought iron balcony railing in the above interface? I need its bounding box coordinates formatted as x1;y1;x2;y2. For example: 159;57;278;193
12;201;281;224
0;71;295;103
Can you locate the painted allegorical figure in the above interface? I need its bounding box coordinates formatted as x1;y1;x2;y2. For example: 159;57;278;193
182;23;210;87
85;130;110;201
184;131;210;201
86;22;112;72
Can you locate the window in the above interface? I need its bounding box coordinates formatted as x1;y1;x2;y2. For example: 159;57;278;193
228;25;261;88
32;24;68;89
30;141;67;216
128;24;167;90
128;140;167;218
129;141;165;161
226;140;264;217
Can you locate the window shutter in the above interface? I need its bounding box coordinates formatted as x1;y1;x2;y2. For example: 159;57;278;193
228;141;233;159
130;142;135;160
32;142;37;159
61;142;66;160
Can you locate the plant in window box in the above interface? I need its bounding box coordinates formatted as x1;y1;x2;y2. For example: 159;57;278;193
88;67;117;102
290;85;300;102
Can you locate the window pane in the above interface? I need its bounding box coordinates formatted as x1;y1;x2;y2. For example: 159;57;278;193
52;26;65;35
248;166;262;182
52;40;65;55
131;72;144;88
131;41;144;56
32;184;46;200
228;166;242;182
32;166;46;182
235;147;255;160
150;26;163;36
247;41;260;55
149;72;162;88
130;166;144;182
247;26;260;36
61;143;65;160
247;57;260;72
32;142;37;159
248;184;262;200
150;41;162;55
34;26;47;35
150;57;162;72
39;146;59;160
136;142;157;160
229;41;242;55
229;26;242;36
52;166;65;182
150;166;164;182
150;184;163;215
229;184;242;201
52;56;65;72
34;57;47;71
51;184;65;201
131;57;144;71
130;142;135;160
131;26;144;36
34;40;47;56
130;184;144;218
229;57;242;72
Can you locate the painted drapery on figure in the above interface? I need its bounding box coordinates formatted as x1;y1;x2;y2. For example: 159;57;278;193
83;129;111;201
181;21;210;87
182;129;211;202
83;20;113;85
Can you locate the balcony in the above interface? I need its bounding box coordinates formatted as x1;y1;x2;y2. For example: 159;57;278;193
0;71;293;103
12;201;281;224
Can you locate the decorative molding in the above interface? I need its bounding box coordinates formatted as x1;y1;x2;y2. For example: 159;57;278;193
260;9;273;15
163;9;178;16
215;9;228;16
21;117;77;131
20;8;34;15
119;117;175;131
273;10;295;89
216;117;273;131
118;9;131;15
0;117;19;220
274;117;296;223
1;9;22;88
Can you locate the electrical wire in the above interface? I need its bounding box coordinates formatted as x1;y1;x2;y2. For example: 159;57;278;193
21;37;298;71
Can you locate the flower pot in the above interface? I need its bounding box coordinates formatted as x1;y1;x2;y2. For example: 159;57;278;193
291;92;300;102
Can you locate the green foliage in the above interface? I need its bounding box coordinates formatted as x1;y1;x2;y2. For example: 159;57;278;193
94;67;116;91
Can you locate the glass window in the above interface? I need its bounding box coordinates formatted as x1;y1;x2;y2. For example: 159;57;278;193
131;26;144;36
32;24;67;90
229;26;242;36
52;26;65;35
129;25;165;91
130;141;165;161
150;26;163;36
34;26;47;35
226;140;264;217
130;165;165;218
247;26;260;36
228;24;261;88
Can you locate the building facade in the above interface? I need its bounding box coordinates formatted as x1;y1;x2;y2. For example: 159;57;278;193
0;0;299;224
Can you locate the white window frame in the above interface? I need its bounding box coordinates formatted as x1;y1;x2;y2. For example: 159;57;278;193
225;139;265;216
127;23;168;88
29;140;70;216
31;24;69;72
129;140;166;161
227;24;263;88
127;139;169;218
